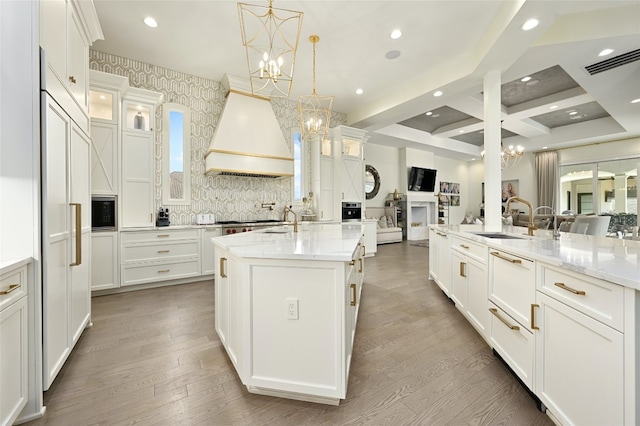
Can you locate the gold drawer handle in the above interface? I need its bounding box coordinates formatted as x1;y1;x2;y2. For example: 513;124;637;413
460;244;469;249
554;282;586;296
70;203;82;266
350;283;356;306
358;258;363;273
362;245;366;257
489;308;520;330
490;251;522;264
349;260;355;266
158;269;170;273
220;257;227;278
68;75;76;84
531;304;540;330
157;234;170;238
0;284;20;295
157;250;170;253
459;262;466;278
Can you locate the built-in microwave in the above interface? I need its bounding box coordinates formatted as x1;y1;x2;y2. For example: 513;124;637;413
91;196;117;231
342;202;362;222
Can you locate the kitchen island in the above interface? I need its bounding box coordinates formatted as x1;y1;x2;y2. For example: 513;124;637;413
429;223;639;426
211;223;365;405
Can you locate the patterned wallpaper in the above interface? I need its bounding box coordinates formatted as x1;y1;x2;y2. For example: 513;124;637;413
89;50;347;224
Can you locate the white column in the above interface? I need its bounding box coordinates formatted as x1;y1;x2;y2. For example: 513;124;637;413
309;134;321;215
614;175;628;213
483;70;502;229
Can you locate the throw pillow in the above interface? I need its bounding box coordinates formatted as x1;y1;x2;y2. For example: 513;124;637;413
378;216;388;228
386;215;394;227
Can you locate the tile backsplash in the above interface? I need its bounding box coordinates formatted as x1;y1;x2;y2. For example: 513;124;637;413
90;50;346;224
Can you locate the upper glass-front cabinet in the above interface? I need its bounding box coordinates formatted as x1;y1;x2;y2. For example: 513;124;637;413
321;138;332;156
123;101;152;132
342;138;361;158
89;89;116;121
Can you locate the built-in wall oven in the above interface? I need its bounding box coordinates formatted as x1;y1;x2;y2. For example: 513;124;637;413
342;202;362;222
91;196;117;231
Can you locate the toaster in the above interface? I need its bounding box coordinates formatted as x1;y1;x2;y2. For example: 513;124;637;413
196;213;216;225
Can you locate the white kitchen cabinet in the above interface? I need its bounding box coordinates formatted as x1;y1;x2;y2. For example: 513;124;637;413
91;232;119;291
41;93;92;390
452;237;488;338
337;156;364;203
450;250;468;311
120;88;162;229
362;220;377;257
39;0;102;135
120;229;200;286
201;227;222;275
429;228;451;296
534;265;626;425
214;246;241;368
0;264;29;426
90;122;118;194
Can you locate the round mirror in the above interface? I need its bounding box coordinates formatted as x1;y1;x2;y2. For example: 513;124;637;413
365;164;381;200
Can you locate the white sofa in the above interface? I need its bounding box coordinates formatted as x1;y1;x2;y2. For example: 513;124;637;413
365;207;403;244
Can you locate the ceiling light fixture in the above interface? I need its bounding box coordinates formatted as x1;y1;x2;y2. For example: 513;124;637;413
297;35;333;142
480;122;524;169
355;88;364;95
631;98;640;104
433;90;443;97
238;0;303;97
425;111;433;116
390;29;402;39
569;111;578;115
598;48;615;57
522;18;539;31
521;76;532;82
550;105;558;109
143;17;158;28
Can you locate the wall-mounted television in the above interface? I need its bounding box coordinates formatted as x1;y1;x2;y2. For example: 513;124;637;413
408;167;437;192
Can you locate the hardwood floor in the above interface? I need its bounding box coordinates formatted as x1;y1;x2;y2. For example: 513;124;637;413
26;242;553;426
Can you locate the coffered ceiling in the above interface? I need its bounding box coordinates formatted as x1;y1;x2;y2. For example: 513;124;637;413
92;0;640;161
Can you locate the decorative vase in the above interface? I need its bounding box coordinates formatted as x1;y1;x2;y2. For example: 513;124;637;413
134;112;145;130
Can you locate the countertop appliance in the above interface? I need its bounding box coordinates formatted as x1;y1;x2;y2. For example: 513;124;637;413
342;202;362;222
217;220;285;234
91;196;117;231
196;213;216;225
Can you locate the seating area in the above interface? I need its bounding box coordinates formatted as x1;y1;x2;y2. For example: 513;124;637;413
366;207;403;244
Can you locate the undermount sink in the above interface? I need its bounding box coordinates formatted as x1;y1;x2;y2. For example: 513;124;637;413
472;232;525;240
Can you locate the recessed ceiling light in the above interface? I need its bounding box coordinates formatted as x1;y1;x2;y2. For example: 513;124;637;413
542;146;548;149
459;130;465;133
522;18;539;31
521;76;532;82
425;111;433;116
385;50;401;60
355;88;363;95
525;79;539;86
631;98;640;104
569;111;578;115
433;90;443;97
550;105;558;109
598;48;615;57
390;29;402;39
431;113;440;118
99;95;106;100
143;17;158;28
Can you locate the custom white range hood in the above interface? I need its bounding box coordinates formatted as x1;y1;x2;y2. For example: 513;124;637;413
205;74;293;178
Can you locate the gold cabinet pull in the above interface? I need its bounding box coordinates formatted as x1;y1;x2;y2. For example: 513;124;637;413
490;251;522;264
0;284;20;295
157;234;170;238
362;245;366;257
459;262;466;277
157;249;170;253
554;282;586;296
68;75;76;84
460;244;469;249
358;258;363;273
349;260;355;266
489;308;520;330
531;304;540;330
350;283;356;306
219;257;227;278
158;269;170;273
69;203;82;266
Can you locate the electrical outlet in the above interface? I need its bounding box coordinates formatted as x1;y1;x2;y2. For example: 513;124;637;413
286;298;298;320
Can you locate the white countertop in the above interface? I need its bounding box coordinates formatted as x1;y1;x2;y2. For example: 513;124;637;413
431;224;640;290
0;257;33;275
212;223;364;262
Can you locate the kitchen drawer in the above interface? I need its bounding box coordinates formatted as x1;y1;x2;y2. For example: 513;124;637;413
489;249;535;330
538;265;624;331
452;236;487;264
488;301;534;390
121;259;200;286
122;241;199;263
121;228;199;243
0;265;27;311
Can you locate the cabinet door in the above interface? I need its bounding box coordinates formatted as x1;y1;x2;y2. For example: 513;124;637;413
69;124;92;344
466;260;488;338
121;130;154;228
0;296;28;426
201;228;221;275
345;266;357;377
337;157;363;202
67;9;88;110
39;0;67;87
91;122;118;194
215;249;240;367
450;251;467;311
535;292;623;426
436;233;451;295
91;232;118;291
489;250;535;329
428;228;439;282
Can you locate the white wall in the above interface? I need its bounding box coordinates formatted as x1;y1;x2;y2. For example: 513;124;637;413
559;138;640;164
363;143;400;208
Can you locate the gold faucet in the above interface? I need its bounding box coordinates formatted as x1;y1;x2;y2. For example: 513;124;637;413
283;206;298;233
506;196;537;236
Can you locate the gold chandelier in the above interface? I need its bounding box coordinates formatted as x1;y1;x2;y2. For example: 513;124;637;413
480;122;524;169
297;35;333;141
238;0;303;97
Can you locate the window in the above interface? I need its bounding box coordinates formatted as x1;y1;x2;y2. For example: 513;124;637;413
162;103;191;205
292;130;304;202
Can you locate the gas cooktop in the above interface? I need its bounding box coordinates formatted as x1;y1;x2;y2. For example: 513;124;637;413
217;220;283;225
